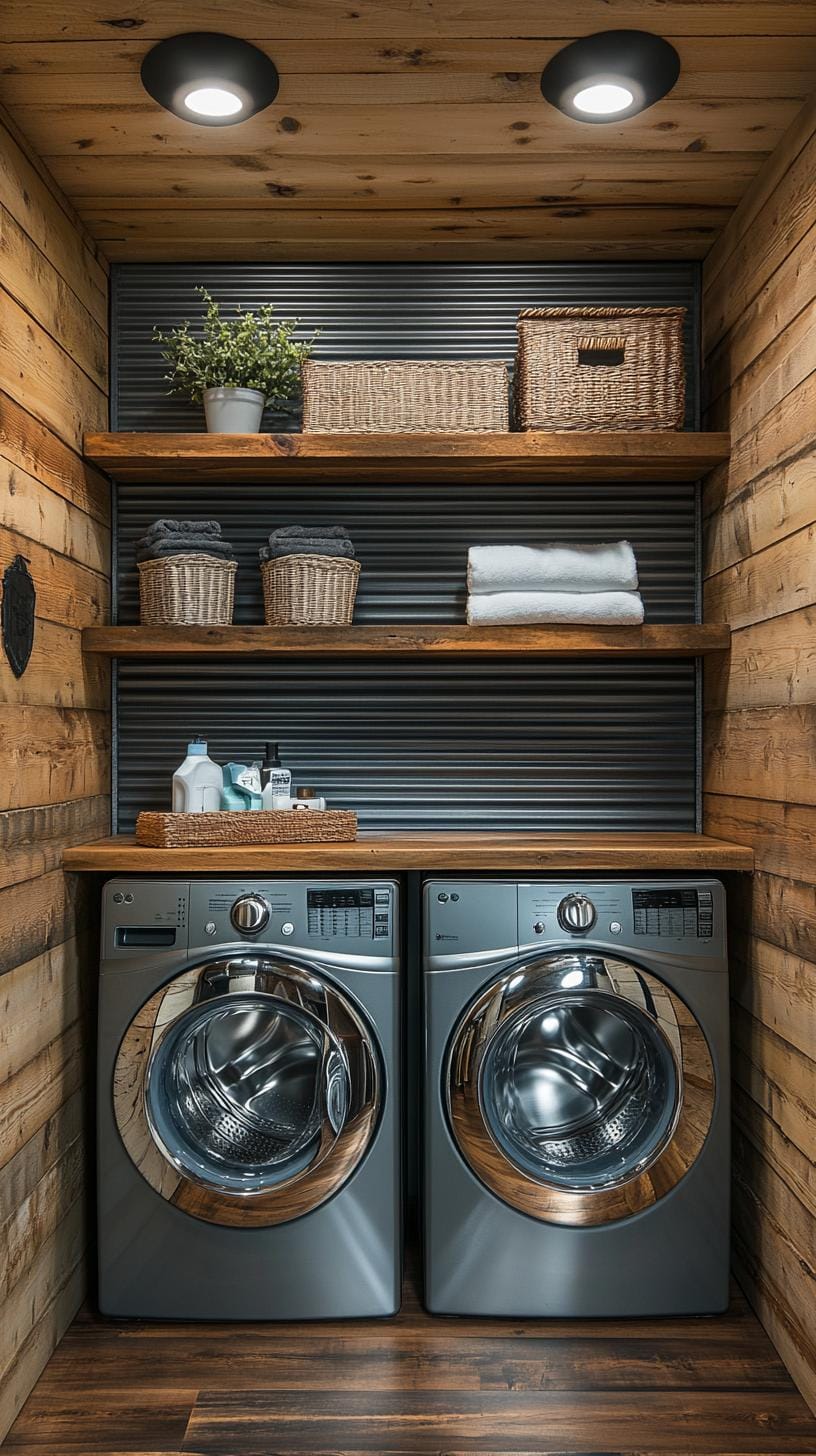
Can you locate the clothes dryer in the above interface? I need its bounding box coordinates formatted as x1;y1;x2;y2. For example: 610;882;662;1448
423;878;728;1316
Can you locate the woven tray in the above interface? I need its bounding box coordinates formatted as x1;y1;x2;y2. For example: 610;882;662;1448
136;810;358;848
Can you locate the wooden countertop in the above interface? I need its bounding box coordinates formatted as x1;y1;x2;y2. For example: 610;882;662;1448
63;831;754;873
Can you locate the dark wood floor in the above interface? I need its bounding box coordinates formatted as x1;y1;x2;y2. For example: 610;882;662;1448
6;1257;816;1455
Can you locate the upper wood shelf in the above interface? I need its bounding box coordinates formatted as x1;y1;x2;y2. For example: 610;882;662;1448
82;624;729;658
83;431;730;485
63;831;754;874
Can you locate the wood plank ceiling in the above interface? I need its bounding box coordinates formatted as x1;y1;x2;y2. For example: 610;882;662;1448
1;2;816;260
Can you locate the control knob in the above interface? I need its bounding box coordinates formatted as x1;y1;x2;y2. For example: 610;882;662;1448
230;894;270;935
557;893;596;934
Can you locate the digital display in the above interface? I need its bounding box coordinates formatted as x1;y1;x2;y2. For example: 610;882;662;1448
307;890;374;910
633;890;698;909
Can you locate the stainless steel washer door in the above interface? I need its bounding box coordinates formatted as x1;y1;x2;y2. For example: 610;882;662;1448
114;956;380;1227
446;953;715;1227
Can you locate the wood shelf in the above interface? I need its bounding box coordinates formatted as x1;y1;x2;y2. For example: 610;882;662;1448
82;623;729;658
83;430;730;485
63;831;754;874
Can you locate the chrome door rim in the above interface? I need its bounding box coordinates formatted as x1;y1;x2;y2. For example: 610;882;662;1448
445;952;715;1227
114;956;381;1227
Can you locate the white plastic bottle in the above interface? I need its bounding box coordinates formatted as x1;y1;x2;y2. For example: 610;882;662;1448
172;738;222;813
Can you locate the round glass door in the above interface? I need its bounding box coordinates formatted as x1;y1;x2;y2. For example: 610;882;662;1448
114;956;380;1227
446;953;715;1227
480;992;678;1192
146;994;348;1195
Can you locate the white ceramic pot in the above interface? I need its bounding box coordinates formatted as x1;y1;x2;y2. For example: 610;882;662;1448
203;386;265;434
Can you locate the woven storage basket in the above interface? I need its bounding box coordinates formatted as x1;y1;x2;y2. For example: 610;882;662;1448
301;358;509;433
136;809;357;848
261;554;361;626
138;553;236;626
515;306;685;431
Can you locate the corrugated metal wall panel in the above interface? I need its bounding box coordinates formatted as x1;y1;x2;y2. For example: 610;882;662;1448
117;659;696;834
116;482;695;626
112;262;700;432
113;262;700;834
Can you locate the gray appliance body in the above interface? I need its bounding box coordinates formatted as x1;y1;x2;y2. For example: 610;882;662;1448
98;878;401;1319
423;878;729;1317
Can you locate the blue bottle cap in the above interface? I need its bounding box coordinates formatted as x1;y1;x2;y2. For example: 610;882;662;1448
187;738;208;756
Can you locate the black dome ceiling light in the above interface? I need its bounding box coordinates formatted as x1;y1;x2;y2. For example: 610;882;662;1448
541;30;680;123
140;32;279;125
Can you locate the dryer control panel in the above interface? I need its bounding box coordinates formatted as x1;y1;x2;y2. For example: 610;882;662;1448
517;879;724;957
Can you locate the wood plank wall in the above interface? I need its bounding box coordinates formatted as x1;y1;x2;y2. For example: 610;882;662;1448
0;104;110;1438
702;94;816;1413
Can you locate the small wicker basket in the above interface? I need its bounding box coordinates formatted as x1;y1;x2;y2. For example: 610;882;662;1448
261;554;361;626
301;358;509;434
138;553;237;626
515;306;685;432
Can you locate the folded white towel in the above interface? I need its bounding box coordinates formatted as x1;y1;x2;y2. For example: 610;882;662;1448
466;590;645;626
467;541;638;595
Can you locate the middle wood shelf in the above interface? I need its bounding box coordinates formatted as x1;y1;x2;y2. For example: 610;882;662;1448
82;624;729;658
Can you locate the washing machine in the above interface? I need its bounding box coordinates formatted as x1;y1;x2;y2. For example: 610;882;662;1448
98;877;400;1319
423;878;729;1317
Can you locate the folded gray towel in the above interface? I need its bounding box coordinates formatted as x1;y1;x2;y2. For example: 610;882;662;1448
259;541;356;562
270;524;349;540
269;531;353;543
137;536;235;563
141;519;222;544
276;535;353;550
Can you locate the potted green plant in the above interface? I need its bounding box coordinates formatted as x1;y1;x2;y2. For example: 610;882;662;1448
153;287;315;433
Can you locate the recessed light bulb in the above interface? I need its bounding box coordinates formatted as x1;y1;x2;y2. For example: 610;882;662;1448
573;82;634;115
183;86;243;118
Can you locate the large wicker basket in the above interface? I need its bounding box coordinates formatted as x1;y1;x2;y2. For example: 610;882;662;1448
515;306;685;431
138;553;237;626
301;358;509;433
261;554;361;626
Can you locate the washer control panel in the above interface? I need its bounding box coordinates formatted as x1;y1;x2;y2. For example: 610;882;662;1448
103;879;397;961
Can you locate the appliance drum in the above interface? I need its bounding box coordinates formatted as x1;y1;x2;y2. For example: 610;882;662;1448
480;992;678;1191
147;994;348;1193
